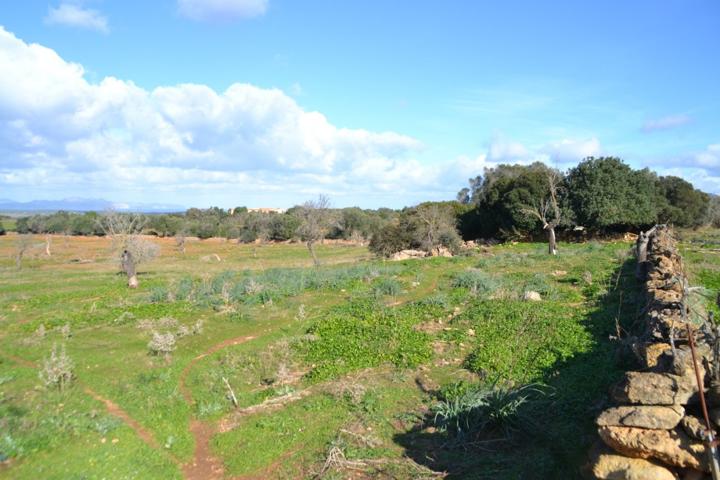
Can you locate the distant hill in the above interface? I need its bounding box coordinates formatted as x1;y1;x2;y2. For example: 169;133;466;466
0;198;184;213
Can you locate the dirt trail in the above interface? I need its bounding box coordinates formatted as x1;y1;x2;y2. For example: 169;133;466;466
178;335;257;480
83;386;162;451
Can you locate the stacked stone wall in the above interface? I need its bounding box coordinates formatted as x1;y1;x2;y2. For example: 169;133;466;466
591;226;716;480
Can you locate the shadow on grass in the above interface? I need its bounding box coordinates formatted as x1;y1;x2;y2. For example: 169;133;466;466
393;258;642;480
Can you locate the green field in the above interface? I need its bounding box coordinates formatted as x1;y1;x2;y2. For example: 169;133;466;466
1;232;714;479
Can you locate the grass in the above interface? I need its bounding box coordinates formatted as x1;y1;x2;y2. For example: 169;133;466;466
0;232;698;479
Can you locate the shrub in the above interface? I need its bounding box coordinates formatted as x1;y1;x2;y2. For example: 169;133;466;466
39;344;74;391
148;332;176;357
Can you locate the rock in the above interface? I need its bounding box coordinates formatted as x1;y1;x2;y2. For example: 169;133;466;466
598;426;707;471
390;249;427;261
591;451;676;480
682;415;712;441
597;405;684;430
641;342;671;369
429;246;453;257
523;291;542;302
612;371;698;405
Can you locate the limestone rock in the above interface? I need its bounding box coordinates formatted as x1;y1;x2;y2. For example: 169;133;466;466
682;415;712;441
597;405;684;430
612;371;698;405
390;249;427;261
598;426;707;471
591;452;676;480
641;342;671;369
522;290;542;302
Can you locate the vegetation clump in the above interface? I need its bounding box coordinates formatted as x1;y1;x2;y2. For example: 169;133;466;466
432;380;541;443
39;344;75;391
147;331;176;357
301;299;432;380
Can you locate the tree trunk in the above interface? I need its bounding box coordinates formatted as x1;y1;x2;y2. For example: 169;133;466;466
546;224;557;255
121;250;138;288
307;240;320;267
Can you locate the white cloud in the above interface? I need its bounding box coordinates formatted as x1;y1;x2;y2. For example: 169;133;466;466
177;0;268;22
642;114;691;133
543;137;601;164
695;144;720;168
0;26;451;207
44;3;109;33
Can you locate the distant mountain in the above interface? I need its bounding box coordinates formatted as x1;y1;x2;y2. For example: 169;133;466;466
0;198;185;213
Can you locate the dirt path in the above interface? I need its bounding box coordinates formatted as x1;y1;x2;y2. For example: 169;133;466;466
178;335;257;480
83;386;163;451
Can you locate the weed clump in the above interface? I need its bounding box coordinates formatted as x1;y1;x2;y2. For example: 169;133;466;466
39;344;74;391
451;269;499;297
371;277;402;297
431;380;541;442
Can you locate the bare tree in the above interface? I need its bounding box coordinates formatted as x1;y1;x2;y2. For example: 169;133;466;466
14;234;33;270
98;211;159;287
295;195;333;267
522;171;563;255
413;204;459;255
175;232;186;255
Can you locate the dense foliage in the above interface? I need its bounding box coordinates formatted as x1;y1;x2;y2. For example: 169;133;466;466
458;156;711;240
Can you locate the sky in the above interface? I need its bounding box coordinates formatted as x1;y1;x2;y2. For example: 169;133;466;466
0;0;719;209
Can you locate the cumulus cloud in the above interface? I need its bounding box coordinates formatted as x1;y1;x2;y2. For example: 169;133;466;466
177;0;268;22
44;2;109;33
543;137;601;164
0;26;452;207
642;114;691;133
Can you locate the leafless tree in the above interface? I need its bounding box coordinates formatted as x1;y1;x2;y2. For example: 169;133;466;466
175;233;186;255
295;195;334;266
414;204;459;255
98;211;159;287
14;234;33;270
522;170;563;255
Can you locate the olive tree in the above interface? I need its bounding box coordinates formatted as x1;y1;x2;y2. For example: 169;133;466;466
294;195;334;266
98;211;159;288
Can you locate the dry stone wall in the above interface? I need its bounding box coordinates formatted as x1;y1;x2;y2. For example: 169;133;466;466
590;226;717;480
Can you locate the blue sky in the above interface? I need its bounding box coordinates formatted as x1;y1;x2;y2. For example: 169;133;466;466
0;0;718;209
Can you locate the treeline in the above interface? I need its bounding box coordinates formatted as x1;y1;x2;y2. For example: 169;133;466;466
456;156;717;240
6;157;720;255
12;206;400;243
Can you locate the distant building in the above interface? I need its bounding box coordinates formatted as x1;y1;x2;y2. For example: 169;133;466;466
246;207;287;214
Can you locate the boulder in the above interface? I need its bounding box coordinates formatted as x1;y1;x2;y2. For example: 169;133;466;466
597;405;684;430
591;451;676;480
612;371;698;406
523;291;542;302
598;426;707;471
390;249;427;261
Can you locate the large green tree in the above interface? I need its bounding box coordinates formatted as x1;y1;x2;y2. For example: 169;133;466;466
655;175;709;228
566;157;658;232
